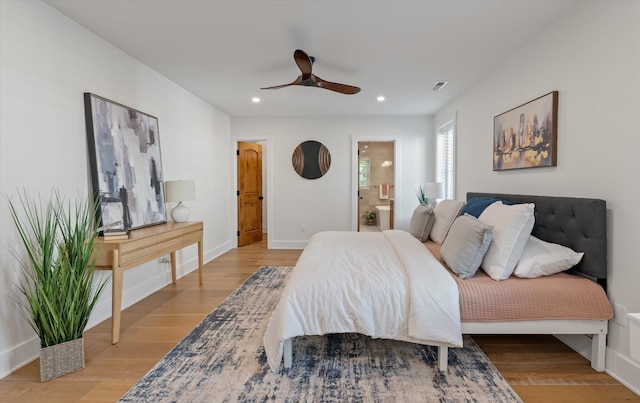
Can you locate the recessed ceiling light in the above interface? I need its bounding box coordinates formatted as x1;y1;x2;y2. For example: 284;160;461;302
432;81;448;91
252;97;260;103
377;96;385;102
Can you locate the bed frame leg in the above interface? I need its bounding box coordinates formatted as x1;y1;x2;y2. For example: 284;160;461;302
437;346;448;371
591;333;606;372
283;338;292;369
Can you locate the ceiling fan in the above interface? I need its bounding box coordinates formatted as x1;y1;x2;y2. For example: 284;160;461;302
261;49;361;95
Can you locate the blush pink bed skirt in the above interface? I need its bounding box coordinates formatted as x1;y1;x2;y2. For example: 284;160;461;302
425;242;613;322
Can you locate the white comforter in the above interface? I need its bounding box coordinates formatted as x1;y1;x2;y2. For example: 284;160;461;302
263;230;462;372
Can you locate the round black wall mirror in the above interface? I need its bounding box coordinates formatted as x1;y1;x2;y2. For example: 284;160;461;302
292;140;331;179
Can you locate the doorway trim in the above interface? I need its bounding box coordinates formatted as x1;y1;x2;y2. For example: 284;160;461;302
230;134;274;249
351;135;400;232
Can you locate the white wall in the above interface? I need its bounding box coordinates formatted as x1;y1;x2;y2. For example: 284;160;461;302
435;1;640;392
4;0;636;391
231;116;433;248
0;1;232;378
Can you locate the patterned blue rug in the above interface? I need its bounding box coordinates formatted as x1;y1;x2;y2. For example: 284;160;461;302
120;266;521;402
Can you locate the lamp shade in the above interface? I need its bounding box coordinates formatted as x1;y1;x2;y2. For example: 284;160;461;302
424;182;444;199
165;180;195;202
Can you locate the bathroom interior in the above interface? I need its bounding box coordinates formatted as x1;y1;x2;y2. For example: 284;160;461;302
358;141;394;232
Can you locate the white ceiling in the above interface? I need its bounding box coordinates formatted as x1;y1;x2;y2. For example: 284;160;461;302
45;0;578;117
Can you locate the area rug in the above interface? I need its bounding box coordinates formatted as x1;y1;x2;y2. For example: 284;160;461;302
120;266;521;402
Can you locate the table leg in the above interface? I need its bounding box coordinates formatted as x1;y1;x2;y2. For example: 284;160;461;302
111;250;123;344
198;237;204;285
170;251;177;284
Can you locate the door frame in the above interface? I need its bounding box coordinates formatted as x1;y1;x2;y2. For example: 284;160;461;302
351;135;399;232
231;135;273;249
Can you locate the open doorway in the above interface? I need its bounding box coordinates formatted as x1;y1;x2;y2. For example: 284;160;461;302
358;141;395;232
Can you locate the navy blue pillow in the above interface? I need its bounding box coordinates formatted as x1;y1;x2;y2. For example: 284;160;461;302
462;197;513;218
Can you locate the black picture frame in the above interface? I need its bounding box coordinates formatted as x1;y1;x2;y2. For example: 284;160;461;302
84;93;167;230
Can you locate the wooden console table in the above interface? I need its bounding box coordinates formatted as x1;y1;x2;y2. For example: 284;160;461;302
94;221;204;344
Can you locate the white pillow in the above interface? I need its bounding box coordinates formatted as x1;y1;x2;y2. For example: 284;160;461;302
478;201;535;281
429;200;465;244
440;214;493;279
513;236;584;278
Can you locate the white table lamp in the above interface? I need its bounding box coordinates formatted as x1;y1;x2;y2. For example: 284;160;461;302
165;180;196;223
424;182;444;205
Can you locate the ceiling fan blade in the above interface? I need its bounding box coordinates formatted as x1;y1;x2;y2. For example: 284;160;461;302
294;49;313;76
260;75;303;90
260;83;294;90
315;75;361;94
262;51;360;94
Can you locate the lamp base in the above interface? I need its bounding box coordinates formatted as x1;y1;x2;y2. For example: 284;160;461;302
170;202;191;223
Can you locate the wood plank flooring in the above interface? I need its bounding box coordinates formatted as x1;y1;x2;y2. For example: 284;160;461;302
1;237;637;402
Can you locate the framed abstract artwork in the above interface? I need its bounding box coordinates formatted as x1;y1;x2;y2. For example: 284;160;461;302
84;93;166;229
493;91;558;171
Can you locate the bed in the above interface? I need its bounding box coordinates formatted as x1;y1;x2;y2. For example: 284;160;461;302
263;193;613;373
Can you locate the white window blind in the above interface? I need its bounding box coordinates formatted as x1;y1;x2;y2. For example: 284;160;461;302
436;121;455;199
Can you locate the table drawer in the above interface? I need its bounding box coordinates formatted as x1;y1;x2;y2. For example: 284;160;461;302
157;237;185;251
183;232;202;244
120;235;160;254
158;228;184;242
121;244;158;265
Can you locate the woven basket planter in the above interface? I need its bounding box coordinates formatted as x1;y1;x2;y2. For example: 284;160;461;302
40;337;85;382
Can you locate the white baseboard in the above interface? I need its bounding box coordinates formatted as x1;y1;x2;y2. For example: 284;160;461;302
555;334;640;396
269;239;307;249
0;336;40;379
604;348;640;396
87;239;232;329
86;270;171;330
1;241;232;380
204;240;232;267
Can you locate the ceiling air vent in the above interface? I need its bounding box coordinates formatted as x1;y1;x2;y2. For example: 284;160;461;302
432;80;448;91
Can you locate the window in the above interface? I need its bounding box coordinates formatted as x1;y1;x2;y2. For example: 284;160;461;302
436;121;455;199
359;157;370;188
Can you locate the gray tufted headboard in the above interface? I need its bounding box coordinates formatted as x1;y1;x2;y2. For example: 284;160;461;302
467;193;607;289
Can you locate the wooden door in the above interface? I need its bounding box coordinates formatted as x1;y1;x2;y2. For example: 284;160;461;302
237;142;263;246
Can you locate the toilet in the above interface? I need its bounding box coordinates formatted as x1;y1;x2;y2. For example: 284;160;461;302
375;205;391;231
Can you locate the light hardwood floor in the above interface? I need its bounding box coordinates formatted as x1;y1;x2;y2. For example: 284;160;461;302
1;238;637;402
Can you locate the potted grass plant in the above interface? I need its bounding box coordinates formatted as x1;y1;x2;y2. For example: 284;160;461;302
362;210;377;226
8;190;107;382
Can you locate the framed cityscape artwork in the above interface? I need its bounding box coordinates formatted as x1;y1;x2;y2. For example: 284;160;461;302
493;91;558;171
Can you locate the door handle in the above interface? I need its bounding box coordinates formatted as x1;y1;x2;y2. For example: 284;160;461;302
259;196;264;200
